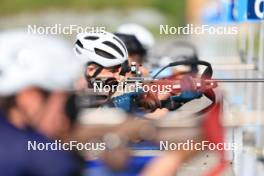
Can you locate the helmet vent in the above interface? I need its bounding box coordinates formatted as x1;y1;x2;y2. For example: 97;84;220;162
75;40;83;48
84;36;99;40
95;48;116;59
75;47;82;54
113;37;126;52
103;41;124;57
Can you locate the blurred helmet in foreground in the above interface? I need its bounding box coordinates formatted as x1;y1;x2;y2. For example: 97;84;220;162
0;31;82;96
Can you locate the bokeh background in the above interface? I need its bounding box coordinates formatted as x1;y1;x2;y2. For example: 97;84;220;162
1;1;264;175
0;0;186;37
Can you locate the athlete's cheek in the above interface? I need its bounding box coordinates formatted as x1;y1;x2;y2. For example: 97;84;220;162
16;88;45;119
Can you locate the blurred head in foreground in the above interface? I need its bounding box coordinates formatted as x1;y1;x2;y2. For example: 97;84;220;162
0;31;82;138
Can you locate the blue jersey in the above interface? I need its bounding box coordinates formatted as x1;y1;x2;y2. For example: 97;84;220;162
0;112;82;176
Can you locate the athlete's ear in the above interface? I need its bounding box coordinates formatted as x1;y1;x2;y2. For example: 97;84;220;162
86;64;97;77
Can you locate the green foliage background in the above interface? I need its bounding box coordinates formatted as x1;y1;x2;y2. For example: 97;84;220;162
0;0;186;25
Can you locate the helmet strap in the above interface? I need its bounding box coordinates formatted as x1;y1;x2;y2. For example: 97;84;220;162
92;67;103;78
84;63;103;88
119;60;130;76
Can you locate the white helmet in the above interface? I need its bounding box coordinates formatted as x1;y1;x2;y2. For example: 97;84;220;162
116;23;155;50
74;31;128;67
0;31;82;96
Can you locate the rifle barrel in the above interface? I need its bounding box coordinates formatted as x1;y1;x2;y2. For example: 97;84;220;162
210;78;264;82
